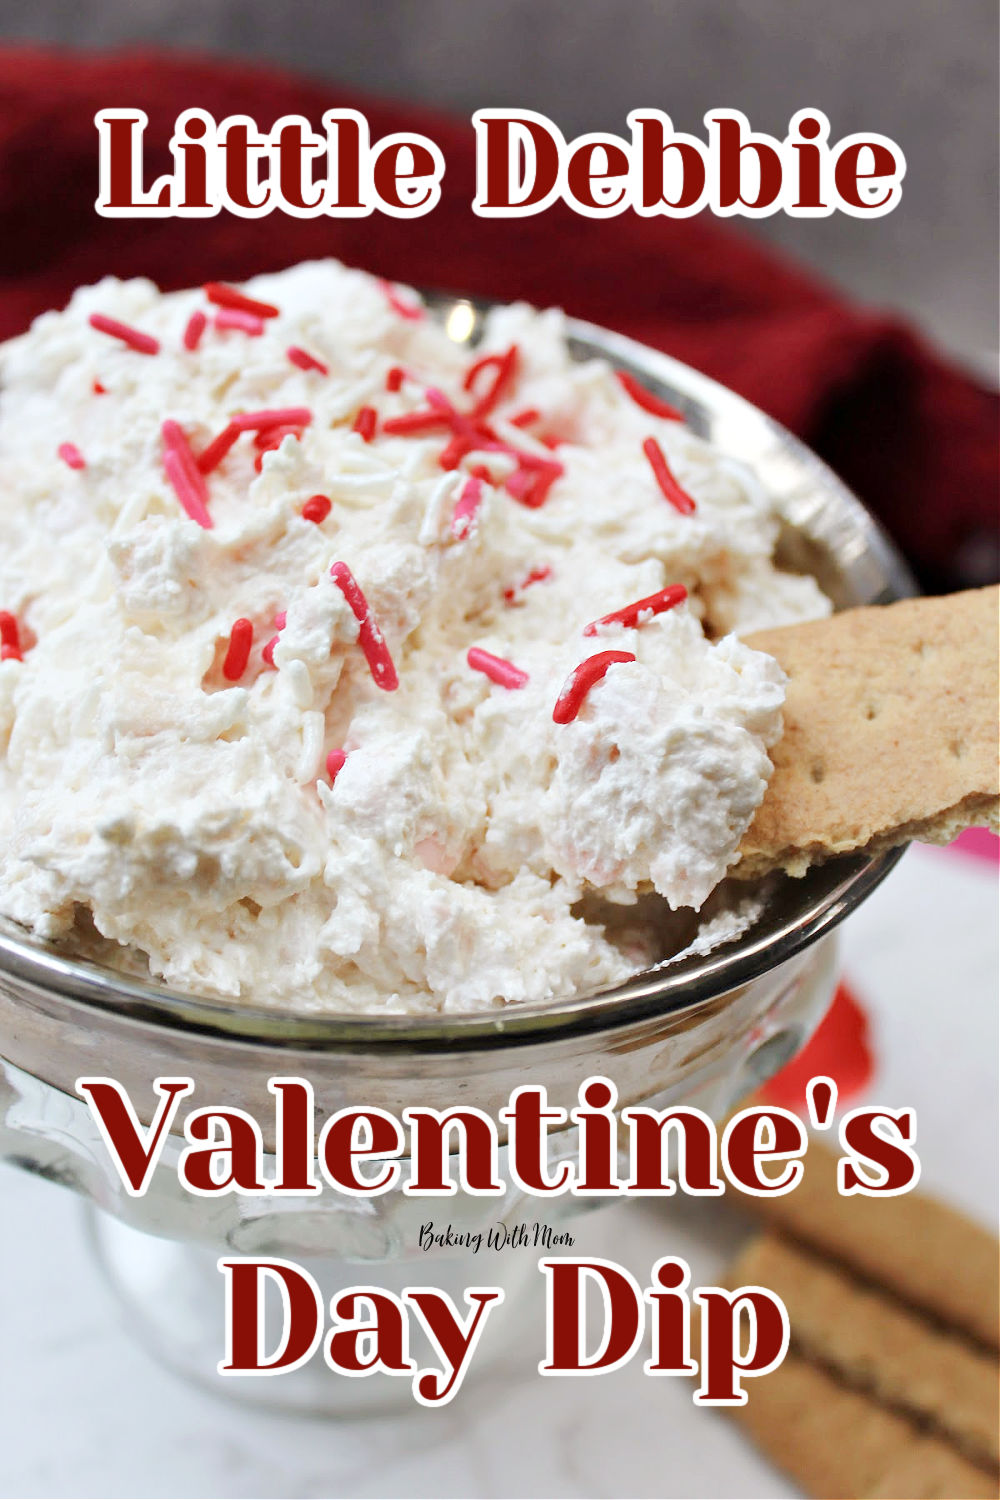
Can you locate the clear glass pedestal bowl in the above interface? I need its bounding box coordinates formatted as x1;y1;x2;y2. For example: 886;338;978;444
0;299;914;1413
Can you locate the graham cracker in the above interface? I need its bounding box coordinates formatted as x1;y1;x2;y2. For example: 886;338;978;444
747;1139;1000;1351
728;1346;999;1500
729;1232;999;1470
735;586;999;878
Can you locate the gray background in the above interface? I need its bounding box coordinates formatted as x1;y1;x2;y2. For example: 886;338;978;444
0;0;996;367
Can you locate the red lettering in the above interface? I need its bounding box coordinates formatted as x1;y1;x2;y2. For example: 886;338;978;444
565;137;629;213
218;1258;322;1373
838;1107;919;1195
403;1107;502;1195
623;1105;723;1194
540;1258;643;1373
372;138;440;213
834;139;900;210
318;1107;404;1195
712;113;783;210
695;1287;789;1404
326;1290;413;1374
630;111;707;211
501;1087;571;1194
473;110;563;214
277;120;324;210
722;1107;807;1195
76;1076;193;1195
181;1107;265;1193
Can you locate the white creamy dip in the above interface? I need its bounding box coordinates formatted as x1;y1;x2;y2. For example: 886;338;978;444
0;260;829;1013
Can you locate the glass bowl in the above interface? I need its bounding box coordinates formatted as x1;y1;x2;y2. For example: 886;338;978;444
0;297;915;1411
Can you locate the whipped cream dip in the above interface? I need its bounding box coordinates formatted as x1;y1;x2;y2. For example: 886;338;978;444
0;261;829;1014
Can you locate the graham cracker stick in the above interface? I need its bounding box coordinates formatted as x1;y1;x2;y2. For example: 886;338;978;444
729;1347;999;1500
747;1139;999;1351
736;585;999;878
730;1232;999;1470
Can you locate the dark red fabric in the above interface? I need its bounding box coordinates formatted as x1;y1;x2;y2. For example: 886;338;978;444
0;45;995;590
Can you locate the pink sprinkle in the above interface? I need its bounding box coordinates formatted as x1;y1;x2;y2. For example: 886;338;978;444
222;618;254;681
326;748;348;783
162;421;213;529
505;458;563;509
214;309;265;336
301;494;332;524
385;366;405;392
196;422;241;475
0;611;23;662
467;647;528;690
451;476;484;541
231;408;313;432
274;611;287;630
57;442;85;470
379;278;423;321
262;635;280;668
330;561;399;691
288;345;329;375
88;313;159;356
183;310;207;351
204;282;280;319
553;650;635;724
503;564;552;602
584;584;688;636
353;406;377;442
163;449;212;529
642;437;697;516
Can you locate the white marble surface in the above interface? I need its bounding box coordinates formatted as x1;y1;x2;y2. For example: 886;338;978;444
1;842;997;1500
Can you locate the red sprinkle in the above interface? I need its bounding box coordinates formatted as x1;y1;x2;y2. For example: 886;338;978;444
352;406;377;443
183;310;207;351
288;345;329;375
0;611;23;662
88;313;160;356
262;635;280;667
451;476;484;540
221;618;254;681
57;442;85;471
301;494;332;524
508;407;541;428
92;380;107;395
381;409;450;437
330;561;398;691
204;282;280;319
214;309;264;336
503;564;552;602
467;647;528;690
253;424;302;452
385;366;405;392
553;650;636;724
469;463;494;483
584;584;688;636
642;437;697;516
162;421;213;528
196;422;241;475
326;748;348;783
463;345;519;419
379;279;423;321
617;370;684;422
232;408;313;433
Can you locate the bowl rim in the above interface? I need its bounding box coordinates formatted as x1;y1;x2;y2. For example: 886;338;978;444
0;297;917;1054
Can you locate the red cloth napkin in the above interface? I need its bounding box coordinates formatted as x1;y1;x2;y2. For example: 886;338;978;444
0;45;995;591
